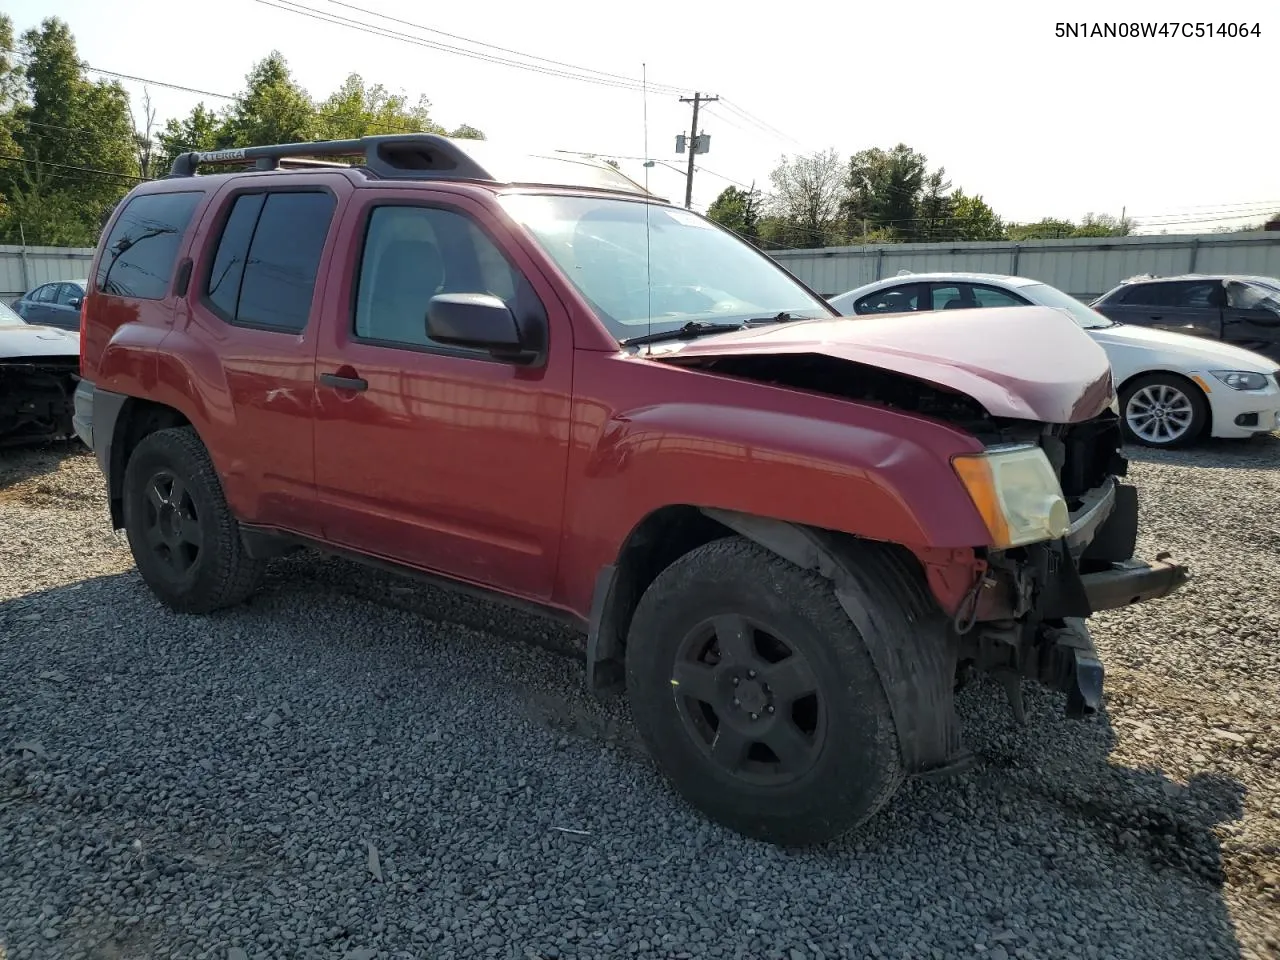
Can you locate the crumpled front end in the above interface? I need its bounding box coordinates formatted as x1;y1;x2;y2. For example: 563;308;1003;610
0;357;79;447
949;409;1189;722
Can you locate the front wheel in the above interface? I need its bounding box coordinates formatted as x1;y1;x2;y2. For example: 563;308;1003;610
1120;373;1208;448
122;426;265;614
624;536;904;846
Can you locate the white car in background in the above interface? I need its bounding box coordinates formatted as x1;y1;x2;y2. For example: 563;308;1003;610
828;272;1280;448
0;299;80;447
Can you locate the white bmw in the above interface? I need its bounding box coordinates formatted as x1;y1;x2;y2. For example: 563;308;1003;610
828;272;1280;448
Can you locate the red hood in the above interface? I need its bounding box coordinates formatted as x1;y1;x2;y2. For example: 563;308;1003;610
645;305;1115;423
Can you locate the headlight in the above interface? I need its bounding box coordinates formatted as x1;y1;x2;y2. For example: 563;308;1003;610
1210;370;1269;391
952;444;1070;549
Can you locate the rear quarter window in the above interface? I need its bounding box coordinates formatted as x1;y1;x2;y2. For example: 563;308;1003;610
95;191;203;300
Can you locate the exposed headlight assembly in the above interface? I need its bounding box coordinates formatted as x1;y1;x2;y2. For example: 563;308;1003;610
952;444;1070;549
1209;370;1269;391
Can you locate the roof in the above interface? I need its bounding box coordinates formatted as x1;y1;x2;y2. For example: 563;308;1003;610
836;272;1044;294
164;133;667;201
1118;273;1280;285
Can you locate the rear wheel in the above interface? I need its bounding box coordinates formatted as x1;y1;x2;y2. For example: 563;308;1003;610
122;426;264;613
1120;373;1208;448
624;536;903;846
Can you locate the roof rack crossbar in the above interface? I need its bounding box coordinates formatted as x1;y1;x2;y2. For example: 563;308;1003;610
168;133;497;182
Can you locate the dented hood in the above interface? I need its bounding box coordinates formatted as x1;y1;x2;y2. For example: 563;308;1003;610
647;305;1115;423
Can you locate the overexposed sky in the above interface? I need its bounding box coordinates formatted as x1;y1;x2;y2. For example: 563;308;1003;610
8;0;1278;232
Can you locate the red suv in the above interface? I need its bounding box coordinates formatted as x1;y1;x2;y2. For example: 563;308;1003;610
74;134;1187;845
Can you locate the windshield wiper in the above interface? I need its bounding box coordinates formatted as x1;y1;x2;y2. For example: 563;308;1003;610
619;320;744;347
742;311;814;326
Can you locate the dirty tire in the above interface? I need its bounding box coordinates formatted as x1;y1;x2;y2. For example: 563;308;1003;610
625;536;903;846
122;426;265;614
1119;372;1208;449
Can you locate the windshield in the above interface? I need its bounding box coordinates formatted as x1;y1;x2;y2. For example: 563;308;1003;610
0;301;25;326
498;194;833;342
1023;283;1116;329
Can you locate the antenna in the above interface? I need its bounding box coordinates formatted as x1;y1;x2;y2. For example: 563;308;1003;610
642;63;653;349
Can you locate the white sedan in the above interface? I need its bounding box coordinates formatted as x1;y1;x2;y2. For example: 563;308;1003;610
828;272;1280;448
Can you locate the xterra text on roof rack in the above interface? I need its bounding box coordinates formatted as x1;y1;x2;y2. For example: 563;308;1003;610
73;134;1188;845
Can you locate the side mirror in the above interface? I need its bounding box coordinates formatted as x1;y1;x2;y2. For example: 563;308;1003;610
67;297;83;309
426;293;533;362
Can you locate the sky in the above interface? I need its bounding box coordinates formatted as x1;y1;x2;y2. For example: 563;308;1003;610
8;0;1278;234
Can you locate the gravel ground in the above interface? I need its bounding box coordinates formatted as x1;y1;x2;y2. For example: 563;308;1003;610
1;436;1279;960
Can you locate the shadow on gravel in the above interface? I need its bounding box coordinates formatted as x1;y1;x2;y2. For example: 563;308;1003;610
0;560;1253;960
1123;431;1280;471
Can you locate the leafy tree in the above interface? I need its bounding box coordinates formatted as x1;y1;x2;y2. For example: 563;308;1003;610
154;103;222;174
217;52;316;148
842;144;931;240
706;185;761;244
316;73;441;139
1072;212;1132;237
946;190;1005;240
766;148;845;248
0;16;137;246
1007;218;1078;241
448;124;485;140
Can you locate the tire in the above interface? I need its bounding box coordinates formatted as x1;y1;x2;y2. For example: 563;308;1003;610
624;535;904;846
122;426;265;614
1119;372;1208;448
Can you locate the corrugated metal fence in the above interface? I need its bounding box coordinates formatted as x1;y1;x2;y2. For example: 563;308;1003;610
4;231;1280;308
0;244;95;304
768;231;1280;301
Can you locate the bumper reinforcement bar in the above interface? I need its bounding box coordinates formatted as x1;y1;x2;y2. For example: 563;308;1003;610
1080;553;1189;613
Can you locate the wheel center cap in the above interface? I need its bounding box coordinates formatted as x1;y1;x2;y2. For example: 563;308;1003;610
736;678;767;714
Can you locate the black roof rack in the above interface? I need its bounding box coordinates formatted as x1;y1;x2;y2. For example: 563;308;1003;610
168;133;492;180
165;133;661;200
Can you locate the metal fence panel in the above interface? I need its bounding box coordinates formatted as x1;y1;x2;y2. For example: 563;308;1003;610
0;245;96;303
769;232;1280;301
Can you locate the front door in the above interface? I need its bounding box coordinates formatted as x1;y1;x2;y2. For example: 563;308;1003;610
1223;280;1280;362
311;191;574;601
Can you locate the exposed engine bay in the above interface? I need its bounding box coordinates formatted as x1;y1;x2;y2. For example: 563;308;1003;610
0;357;78;447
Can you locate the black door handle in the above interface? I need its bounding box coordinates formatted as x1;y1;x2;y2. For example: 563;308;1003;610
1148;315;1163;321
319;372;368;391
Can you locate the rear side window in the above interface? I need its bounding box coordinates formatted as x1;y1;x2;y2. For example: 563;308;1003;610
96;191;202;299
854;283;924;314
203;191;336;333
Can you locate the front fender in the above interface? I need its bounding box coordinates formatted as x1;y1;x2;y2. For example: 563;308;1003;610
558;396;995;617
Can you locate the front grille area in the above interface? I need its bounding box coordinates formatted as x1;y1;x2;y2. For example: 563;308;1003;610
1042;413;1126;505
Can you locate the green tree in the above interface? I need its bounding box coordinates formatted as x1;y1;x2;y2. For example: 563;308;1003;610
448;124;485;140
316;73;440;139
217;52;317;148
1008;218;1078;240
154;103;222;174
1072;212;1132;237
706;185;761;244
0;16;137;246
947;190;1006;240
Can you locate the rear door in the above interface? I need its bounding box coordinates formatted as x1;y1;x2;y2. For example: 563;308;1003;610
181;175;351;535
22;283;60;325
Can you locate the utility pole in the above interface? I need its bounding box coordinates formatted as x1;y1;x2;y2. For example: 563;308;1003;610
678;91;718;209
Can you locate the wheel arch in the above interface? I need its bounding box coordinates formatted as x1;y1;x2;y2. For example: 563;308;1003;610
105;397;193;528
1115;368;1211;441
585;505;966;776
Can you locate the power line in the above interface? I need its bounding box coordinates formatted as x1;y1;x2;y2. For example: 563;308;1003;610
310;0;686;94
0;153;144;182
253;0;686;93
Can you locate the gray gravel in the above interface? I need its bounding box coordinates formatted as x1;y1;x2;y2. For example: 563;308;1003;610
2;436;1279;960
